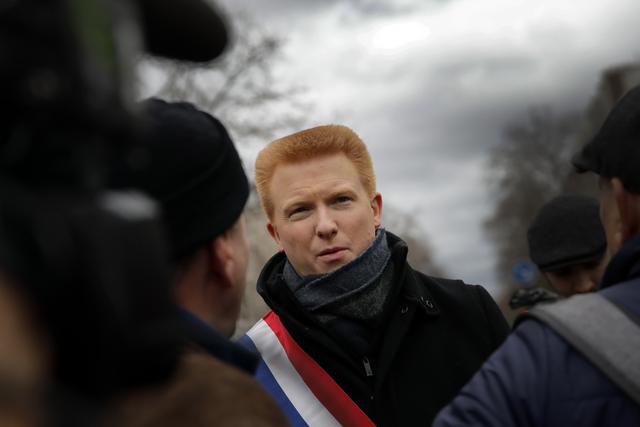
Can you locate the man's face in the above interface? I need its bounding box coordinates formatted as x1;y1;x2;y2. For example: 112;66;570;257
543;256;608;297
267;153;382;277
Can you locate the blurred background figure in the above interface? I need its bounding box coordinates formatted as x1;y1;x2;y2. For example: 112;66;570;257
528;194;608;296
510;194;608;309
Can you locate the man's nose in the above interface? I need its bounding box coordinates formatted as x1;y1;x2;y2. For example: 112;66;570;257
315;207;338;239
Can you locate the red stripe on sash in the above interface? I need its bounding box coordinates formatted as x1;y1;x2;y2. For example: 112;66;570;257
263;311;375;427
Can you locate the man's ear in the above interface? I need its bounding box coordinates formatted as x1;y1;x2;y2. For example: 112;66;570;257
266;222;284;252
209;235;235;288
612;178;640;242
371;192;382;228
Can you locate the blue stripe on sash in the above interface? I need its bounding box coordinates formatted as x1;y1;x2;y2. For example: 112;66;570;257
238;335;309;427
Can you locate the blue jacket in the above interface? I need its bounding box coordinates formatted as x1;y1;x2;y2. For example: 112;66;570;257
433;236;640;427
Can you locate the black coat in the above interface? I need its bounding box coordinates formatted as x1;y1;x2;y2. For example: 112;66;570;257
257;233;510;426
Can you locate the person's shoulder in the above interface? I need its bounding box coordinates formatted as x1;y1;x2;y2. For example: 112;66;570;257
110;351;289;427
411;268;493;307
600;277;640;316
410;267;510;342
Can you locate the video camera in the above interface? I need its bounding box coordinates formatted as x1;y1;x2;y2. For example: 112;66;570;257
0;0;228;405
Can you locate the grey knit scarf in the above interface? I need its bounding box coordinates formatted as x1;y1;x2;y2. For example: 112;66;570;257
283;228;391;312
283;229;394;355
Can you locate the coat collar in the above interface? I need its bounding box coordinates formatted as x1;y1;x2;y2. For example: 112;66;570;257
385;232;441;317
600;234;640;289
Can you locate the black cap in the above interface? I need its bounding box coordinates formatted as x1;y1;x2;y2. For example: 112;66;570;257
572;85;640;192
110;99;249;258
527;194;606;272
136;0;229;62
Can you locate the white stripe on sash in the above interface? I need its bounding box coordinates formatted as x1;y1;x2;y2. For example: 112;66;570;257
246;319;340;426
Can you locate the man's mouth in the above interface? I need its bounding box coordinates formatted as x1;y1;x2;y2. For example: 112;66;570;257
317;247;348;261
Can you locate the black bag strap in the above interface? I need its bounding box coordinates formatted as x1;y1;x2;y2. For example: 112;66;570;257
526;293;640;405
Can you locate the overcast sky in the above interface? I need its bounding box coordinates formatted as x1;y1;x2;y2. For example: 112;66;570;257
214;0;640;295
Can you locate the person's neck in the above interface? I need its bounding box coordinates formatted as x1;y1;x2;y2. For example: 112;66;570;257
174;255;233;337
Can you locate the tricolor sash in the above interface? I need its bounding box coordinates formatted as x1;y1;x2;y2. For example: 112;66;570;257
239;311;375;427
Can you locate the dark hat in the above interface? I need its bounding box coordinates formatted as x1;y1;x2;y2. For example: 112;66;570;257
110;99;249;259
136;0;229;62
572;85;640;192
527;194;606;272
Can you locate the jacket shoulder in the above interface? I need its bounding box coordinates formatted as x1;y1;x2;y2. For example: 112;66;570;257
411;268;510;346
413;270;494;308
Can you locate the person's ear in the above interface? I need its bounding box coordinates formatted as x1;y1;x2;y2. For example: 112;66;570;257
612;177;640;243
209;235;235;287
371;192;382;228
266;222;284;252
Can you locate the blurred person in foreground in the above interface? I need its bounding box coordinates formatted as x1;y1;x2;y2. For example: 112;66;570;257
239;125;510;426
0;0;227;423
433;86;640;426
1;0;286;425
510;194;608;309
108;98;287;426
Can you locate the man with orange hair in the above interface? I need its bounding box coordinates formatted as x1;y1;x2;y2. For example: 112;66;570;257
240;125;509;426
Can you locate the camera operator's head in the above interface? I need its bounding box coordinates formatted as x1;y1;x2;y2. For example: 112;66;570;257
111;99;250;338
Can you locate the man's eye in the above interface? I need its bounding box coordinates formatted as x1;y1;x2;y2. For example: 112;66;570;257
335;196;351;204
288;207;308;218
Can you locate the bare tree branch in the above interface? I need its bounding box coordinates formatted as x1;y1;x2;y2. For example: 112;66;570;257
138;12;311;144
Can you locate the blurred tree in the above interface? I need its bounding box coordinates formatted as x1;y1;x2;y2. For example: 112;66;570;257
138;12;311;147
484;106;581;292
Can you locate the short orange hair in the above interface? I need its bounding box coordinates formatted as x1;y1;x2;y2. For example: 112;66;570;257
255;125;376;218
